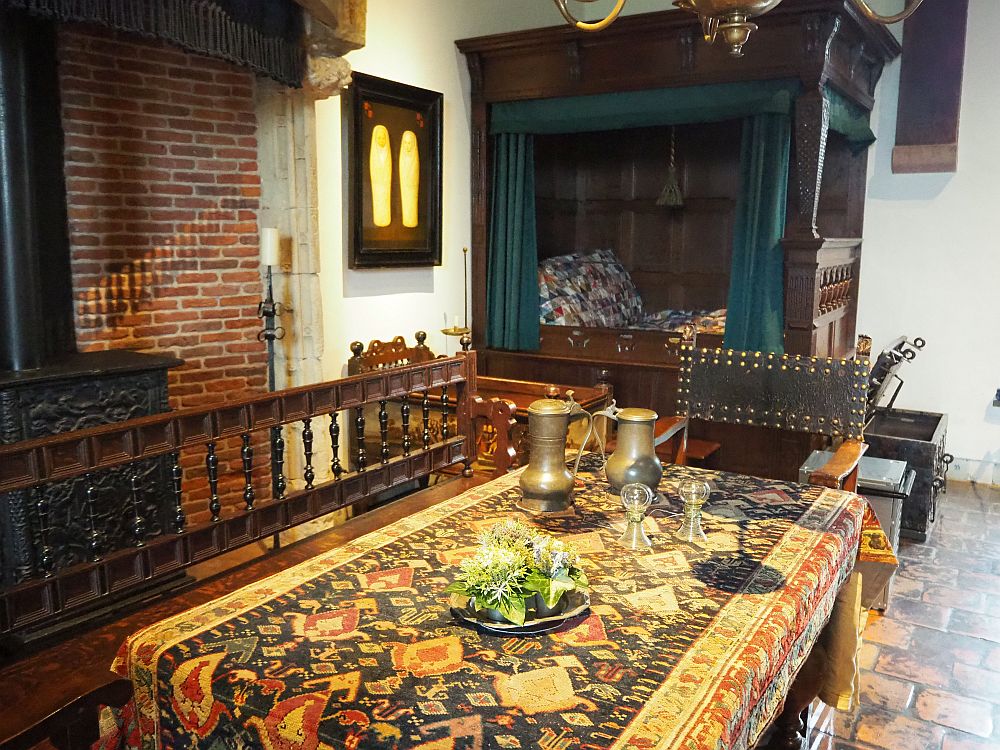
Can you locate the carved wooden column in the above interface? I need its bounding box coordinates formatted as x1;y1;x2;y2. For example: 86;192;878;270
467;52;491;351
792;89;830;240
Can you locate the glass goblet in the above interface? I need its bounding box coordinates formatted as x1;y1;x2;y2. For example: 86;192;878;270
617;482;655;550
675;478;712;543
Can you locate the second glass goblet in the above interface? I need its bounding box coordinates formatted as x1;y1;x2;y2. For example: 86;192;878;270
675;478;712;544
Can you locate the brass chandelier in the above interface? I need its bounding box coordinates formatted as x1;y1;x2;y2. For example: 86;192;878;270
552;0;924;56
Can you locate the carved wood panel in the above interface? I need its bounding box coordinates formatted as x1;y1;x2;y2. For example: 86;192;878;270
535;122;740;313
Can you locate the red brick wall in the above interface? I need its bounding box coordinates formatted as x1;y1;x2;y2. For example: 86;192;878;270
57;26;271;520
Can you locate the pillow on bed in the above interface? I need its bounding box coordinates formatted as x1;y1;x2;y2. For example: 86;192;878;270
538;249;644;327
538;251;596;326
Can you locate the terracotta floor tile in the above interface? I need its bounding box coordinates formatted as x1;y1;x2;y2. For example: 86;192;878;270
959;572;1000;596
942;732;1000;750
875;646;952;689
891;597;952;631
864;615;915;648
901;624;990;668
923;585;988;614
854;708;946;750
915;689;995;738
949;611;1000;644
984;647;1000;673
818;484;1000;750
891;575;925;600
898;561;961;588
952;663;1000;704
859;671;915;712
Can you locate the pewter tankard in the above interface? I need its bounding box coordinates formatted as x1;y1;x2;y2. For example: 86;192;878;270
595;402;663;494
518;395;594;512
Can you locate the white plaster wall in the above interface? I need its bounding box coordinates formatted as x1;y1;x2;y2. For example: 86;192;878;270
315;0;566;378
858;0;1000;481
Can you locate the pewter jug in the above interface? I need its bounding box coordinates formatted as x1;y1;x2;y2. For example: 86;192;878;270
595;402;663;494
518;395;594;512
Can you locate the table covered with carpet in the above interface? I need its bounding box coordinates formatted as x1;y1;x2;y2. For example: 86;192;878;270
99;455;893;750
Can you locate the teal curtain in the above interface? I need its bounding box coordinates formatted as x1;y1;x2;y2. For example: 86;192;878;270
491;79;799;134
487;133;540;350
723;113;791;354
825;86;876;152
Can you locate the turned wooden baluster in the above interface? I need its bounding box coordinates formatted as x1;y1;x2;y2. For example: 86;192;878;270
273;428;287;500
303;418;315;490
329;411;343;479
422;391;431;449
171;453;185;534
356;407;367;471
129;470;146;547
85;478;102;561
241;433;255;510
379;400;389;464
401;398;411;456
441;384;450;440
34;486;55;577
206;441;220;523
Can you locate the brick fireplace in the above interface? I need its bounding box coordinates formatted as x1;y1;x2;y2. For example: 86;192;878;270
0;15;275;598
58;26;273;524
61;27;268;408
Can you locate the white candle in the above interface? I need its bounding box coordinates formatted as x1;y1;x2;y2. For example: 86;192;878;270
260;227;280;267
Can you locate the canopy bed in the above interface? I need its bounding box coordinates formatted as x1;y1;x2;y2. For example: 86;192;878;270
457;1;900;432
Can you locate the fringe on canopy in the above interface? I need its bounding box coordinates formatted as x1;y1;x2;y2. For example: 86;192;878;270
0;0;305;87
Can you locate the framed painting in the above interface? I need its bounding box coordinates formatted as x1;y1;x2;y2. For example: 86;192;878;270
344;72;443;268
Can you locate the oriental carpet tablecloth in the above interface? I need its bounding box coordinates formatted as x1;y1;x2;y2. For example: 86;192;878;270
100;456;892;750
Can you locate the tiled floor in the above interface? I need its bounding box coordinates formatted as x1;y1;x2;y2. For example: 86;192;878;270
808;481;1000;749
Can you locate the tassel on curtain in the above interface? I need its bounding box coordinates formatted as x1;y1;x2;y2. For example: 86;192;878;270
487;133;540;351
723;113;791;354
0;0;305;87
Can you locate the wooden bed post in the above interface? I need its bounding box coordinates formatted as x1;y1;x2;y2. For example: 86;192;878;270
467;52;490;352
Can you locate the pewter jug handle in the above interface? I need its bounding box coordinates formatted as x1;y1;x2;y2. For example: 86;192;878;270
592;399;621;424
569;408;595;481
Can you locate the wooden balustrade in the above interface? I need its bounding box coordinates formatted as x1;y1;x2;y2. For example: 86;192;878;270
0;352;480;636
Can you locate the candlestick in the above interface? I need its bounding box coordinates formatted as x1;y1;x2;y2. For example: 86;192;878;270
260;227;280;267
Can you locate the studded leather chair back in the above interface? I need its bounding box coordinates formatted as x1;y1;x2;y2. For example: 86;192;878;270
678;347;871;441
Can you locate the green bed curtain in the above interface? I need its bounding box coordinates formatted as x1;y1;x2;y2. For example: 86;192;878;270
723;113;791;354
485;80;873;353
487;133;540;350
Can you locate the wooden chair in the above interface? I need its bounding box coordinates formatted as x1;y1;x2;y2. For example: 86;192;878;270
347;332;518;475
0;678;132;750
672;346;871;491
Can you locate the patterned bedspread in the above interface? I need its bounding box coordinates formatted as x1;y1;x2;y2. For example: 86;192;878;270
102;456;883;750
631;308;727;335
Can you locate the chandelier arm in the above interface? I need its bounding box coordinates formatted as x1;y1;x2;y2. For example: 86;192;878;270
848;0;924;25
553;0;628;32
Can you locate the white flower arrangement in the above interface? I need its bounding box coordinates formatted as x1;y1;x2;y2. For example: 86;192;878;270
446;521;588;625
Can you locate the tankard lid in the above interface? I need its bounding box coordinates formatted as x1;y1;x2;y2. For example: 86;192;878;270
617;407;658;422
528;398;571;415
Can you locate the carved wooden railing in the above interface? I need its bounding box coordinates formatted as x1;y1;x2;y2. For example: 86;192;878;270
0;351;483;636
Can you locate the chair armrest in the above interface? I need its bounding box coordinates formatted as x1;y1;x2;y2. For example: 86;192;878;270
1;677;132;750
470;395;518;476
652;415;688;447
808;440;868;491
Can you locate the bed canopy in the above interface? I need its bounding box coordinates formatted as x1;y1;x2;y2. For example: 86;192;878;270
486;78;876;354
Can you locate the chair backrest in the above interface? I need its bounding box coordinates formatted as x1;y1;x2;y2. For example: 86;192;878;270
348;331;435;375
679;347;871;441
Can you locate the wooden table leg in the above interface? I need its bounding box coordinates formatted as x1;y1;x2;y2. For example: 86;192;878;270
764;644;827;750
